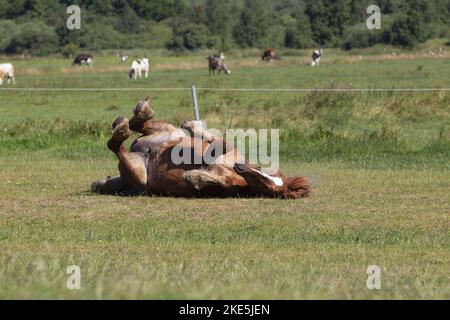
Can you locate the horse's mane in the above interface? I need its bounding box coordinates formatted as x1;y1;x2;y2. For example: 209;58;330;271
285;176;312;199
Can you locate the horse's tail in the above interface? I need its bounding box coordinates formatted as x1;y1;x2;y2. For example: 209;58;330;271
285;176;312;199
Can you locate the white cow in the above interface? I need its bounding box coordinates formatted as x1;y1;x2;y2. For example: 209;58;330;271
0;63;15;85
118;53;129;63
128;58;149;80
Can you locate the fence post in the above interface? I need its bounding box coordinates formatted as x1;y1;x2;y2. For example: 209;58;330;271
191;85;200;121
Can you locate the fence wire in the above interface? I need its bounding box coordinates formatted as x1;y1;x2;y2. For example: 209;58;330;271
0;87;449;92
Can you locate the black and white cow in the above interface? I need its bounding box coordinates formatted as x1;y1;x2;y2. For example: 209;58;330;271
72;54;93;67
311;49;323;67
207;53;231;75
128;58;150;80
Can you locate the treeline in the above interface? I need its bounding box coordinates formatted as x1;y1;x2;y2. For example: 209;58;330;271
0;0;449;56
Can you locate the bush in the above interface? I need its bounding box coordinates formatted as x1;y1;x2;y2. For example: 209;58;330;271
77;22;124;50
342;23;383;50
285;27;313;49
2;21;59;56
0;20;15;52
60;43;79;59
167;23;210;51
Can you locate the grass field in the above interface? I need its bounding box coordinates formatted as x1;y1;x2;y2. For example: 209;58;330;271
0;42;449;299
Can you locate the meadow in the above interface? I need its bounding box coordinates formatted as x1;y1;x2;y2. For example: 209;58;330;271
0;42;449;299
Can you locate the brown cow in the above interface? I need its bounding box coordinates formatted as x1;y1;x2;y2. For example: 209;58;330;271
262;48;275;61
262;48;281;61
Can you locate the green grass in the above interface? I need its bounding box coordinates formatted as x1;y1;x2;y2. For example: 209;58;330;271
0;46;449;299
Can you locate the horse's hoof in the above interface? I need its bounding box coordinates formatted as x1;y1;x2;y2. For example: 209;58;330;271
112;117;131;141
133;99;154;121
91;180;102;193
130;99;155;132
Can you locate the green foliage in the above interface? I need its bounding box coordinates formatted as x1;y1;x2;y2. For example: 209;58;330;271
0;0;449;54
1;20;59;56
60;43;79;58
168;23;211;51
342;23;384;50
205;0;237;50
284;10;313;49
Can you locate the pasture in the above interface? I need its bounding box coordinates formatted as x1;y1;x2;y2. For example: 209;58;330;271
0;44;449;299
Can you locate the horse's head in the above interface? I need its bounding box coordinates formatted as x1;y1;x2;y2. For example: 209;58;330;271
234;163;311;199
128;68;135;79
234;163;284;194
129;97;155;131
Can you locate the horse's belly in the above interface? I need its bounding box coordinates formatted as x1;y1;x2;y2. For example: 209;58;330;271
130;138;158;153
131;130;188;153
147;167;195;197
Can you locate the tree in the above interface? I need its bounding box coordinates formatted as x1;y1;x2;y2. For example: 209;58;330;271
387;0;432;47
233;0;273;48
3;20;59;55
128;0;187;21
284;8;313;48
206;0;237;50
167;22;210;51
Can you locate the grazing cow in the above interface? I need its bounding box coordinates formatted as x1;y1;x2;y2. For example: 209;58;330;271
128;58;150;80
207;53;231;75
91;99;311;198
72;54;93;67
262;48;275;61
118;53;129;63
311;49;323;67
0;63;15;85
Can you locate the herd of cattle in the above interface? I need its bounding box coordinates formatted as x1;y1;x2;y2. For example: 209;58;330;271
0;49;323;85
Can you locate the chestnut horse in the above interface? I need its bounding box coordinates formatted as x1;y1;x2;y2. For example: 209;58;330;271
91;99;311;199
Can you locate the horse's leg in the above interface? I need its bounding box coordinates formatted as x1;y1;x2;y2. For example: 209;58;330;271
184;165;247;191
129;99;155;134
91;176;124;195
107;117;148;192
91;176;143;196
207;138;245;166
181;121;217;143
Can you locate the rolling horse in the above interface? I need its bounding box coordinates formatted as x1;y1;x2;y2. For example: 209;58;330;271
91;99;311;199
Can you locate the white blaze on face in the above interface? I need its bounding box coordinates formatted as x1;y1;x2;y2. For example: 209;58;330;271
250;168;283;187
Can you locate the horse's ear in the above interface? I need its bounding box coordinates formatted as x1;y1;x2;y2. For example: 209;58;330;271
145;96;151;103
